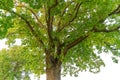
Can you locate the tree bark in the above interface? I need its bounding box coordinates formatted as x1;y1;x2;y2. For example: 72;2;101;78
46;63;61;80
46;53;61;80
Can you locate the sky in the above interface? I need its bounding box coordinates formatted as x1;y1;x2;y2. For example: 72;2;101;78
0;39;120;80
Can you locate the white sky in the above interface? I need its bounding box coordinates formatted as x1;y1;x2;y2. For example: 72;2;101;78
0;39;120;80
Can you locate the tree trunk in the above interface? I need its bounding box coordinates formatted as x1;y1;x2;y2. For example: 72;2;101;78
46;54;61;80
46;63;61;80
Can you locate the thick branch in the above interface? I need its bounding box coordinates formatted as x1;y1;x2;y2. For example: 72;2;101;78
44;4;55;49
47;9;53;41
47;0;59;32
62;25;120;56
63;34;89;56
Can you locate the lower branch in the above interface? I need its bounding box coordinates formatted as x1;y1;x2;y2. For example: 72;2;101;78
63;34;89;56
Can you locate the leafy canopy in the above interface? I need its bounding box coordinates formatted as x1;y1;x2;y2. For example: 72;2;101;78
0;0;120;79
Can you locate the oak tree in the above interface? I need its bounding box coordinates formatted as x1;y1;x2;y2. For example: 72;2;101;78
0;0;120;80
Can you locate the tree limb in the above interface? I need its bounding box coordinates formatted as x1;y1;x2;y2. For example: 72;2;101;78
63;34;89;56
16;5;45;29
62;4;120;56
62;25;120;56
99;4;120;23
108;4;120;16
57;1;74;31
44;3;55;49
92;4;120;33
92;26;120;33
8;10;44;47
58;2;83;32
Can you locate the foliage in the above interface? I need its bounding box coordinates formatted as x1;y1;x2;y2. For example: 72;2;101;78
0;0;120;79
0;46;44;79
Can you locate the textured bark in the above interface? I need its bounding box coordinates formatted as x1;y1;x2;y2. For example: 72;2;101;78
46;63;61;80
46;51;61;80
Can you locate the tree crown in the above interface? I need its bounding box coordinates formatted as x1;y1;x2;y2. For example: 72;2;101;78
0;0;120;78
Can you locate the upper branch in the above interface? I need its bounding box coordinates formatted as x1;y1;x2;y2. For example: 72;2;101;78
57;1;74;31
92;26;120;33
44;3;55;48
58;2;83;32
49;0;58;9
61;1;74;17
47;8;53;40
9;10;44;47
92;4;120;33
108;4;120;16
69;2;82;22
98;4;120;23
16;5;45;28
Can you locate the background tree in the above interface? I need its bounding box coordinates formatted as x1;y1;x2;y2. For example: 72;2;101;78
0;0;120;80
0;46;30;80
